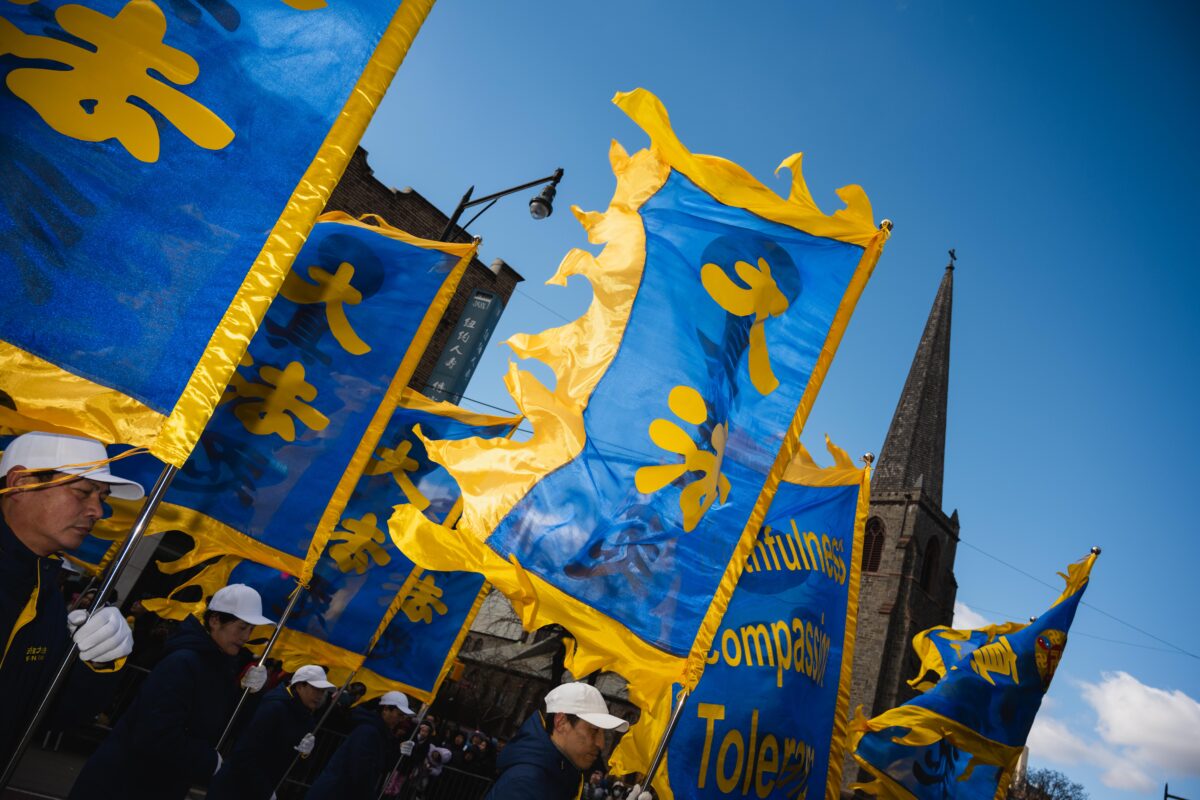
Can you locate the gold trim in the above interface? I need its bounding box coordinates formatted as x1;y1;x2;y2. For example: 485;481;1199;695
824;458;870;800
155;0;439;466
614;88;880;247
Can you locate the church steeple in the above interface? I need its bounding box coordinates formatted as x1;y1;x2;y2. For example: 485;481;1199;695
873;254;954;508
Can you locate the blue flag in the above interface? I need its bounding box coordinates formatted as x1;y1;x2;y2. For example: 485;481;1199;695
101;215;475;592
612;442;868;800
141;389;518;701
390;88;889;716
849;552;1099;800
0;0;436;466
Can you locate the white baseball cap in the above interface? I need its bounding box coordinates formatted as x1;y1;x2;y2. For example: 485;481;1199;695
290;664;335;689
209;584;273;626
379;691;414;714
544;682;629;732
0;432;145;500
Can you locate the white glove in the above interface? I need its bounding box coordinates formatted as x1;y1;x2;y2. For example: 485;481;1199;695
628;785;652;800
240;664;268;692
68;607;133;663
400;739;415;756
295;732;316;756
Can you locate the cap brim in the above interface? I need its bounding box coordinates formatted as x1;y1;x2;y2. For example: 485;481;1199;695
237;613;274;626
64;468;145;500
305;679;336;689
383;700;414;714
578;712;629;732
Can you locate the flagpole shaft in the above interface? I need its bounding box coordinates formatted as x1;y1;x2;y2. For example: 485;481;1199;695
0;463;178;790
641;688;690;792
217;580;306;751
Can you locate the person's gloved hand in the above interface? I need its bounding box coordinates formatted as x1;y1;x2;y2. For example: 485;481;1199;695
67;607;133;663
240;664;268;692
399;740;415;756
627;784;653;800
295;732;316;756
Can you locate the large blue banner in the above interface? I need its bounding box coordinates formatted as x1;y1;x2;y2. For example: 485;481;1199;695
659;453;865;800
0;0;435;465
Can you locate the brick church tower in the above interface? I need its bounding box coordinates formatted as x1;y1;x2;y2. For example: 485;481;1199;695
848;257;961;725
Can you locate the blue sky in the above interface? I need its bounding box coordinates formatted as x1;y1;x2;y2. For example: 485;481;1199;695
361;2;1200;797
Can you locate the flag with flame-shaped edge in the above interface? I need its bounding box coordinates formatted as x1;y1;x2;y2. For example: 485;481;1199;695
390;87;889;745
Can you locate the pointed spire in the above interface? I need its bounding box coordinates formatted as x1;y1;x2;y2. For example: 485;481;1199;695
873;256;954;507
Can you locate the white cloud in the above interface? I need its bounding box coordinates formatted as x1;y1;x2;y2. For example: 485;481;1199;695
1027;714;1094;766
1081;671;1200;777
1099;760;1156;793
952;600;991;629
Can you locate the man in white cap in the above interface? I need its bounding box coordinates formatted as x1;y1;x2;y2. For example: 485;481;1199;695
306;690;415;800
0;431;144;756
484;681;629;800
209;664;335;800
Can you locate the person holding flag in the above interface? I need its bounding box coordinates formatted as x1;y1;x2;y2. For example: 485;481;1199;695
208;664;335;800
306;690;415;800
484;682;630;800
69;583;274;800
0;432;143;757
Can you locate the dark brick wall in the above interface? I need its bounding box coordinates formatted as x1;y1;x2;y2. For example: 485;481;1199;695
322;147;523;393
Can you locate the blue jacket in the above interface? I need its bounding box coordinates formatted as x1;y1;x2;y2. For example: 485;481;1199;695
69;614;242;800
305;706;393;800
209;684;315;800
483;712;583;800
0;514;121;756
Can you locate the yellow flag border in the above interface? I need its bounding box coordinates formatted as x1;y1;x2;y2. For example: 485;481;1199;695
0;0;439;467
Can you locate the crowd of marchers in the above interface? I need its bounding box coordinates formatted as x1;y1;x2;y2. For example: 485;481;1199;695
1;432;653;800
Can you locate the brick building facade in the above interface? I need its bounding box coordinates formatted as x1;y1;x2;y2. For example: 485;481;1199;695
323;147;523;393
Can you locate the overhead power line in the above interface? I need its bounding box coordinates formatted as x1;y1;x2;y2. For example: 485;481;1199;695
959;539;1199;661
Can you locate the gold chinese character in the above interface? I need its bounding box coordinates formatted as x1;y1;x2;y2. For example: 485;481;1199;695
400;570;448;624
970;636;1020;686
228;360;330;441
280;262;370;355
365;438;430;510
0;2;234;163
328;513;391;574
701;257;789;395
634;386;730;532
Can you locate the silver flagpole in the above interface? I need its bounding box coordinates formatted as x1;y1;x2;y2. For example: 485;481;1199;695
216;579;307;751
639;687;690;795
0;462;178;789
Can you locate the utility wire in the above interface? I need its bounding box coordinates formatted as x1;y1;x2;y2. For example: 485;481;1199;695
513;288;575;324
965;604;1187;656
959;539;1199;660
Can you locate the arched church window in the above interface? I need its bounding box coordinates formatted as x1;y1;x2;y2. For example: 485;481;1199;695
920;537;941;592
862;517;884;573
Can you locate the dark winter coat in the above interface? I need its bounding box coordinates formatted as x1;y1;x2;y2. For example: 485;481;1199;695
68;614;242;800
483;712;583;800
0;514;121;757
208;684;315;800
305;706;394;800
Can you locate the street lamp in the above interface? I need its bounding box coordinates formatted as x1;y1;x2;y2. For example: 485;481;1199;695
438;167;564;241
